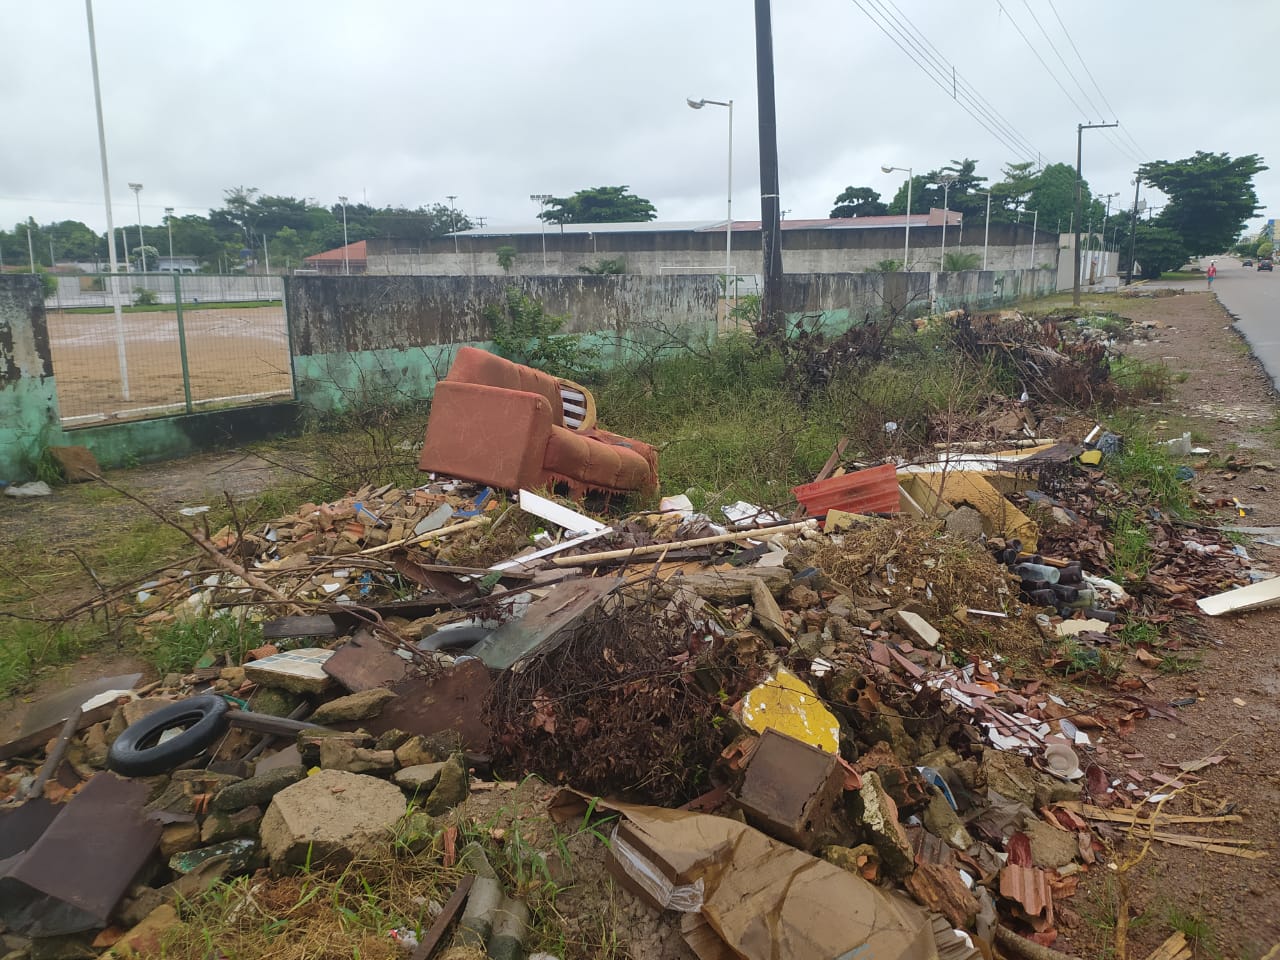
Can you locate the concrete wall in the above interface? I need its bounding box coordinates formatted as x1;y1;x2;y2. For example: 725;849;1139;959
0;276;60;482
0;275;300;482
286;274;722;414
48;274;284;309
368;222;1061;278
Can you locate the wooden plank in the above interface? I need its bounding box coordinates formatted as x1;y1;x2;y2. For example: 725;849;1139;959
262;614;339;641
1138;832;1264;859
410;875;474;960
1074;803;1244;826
1143;932;1191;960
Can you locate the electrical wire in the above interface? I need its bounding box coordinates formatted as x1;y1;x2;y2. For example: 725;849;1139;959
848;0;1038;163
1019;0;1105;120
870;0;1043;161
1044;0;1150;162
994;0;1091;117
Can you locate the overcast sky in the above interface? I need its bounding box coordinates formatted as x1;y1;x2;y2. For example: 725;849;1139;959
1;0;1274;239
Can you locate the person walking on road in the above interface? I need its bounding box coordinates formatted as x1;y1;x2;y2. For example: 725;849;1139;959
1207;261;1218;288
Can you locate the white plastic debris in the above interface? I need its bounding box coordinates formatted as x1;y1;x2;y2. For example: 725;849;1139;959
4;481;52;498
178;505;210;516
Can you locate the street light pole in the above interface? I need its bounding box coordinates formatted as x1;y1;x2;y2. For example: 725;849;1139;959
974;190;991;270
882;165;912;270
530;194;551;271
338;196;349;275
129;182;145;271
1027;209;1038;271
1126;174;1141;284
938;175;956;270
164;206;174;261
688;97;734;300
1073;121;1119;305
446;195;459;254
1100;192;1117;278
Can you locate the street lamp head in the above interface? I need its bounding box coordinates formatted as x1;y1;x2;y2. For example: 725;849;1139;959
687;98;705;109
128;182;142;192
164;207;174;217
881;165;894;174
338;195;348;205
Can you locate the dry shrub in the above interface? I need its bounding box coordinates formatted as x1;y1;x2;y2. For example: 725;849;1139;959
486;582;765;805
805;517;1042;655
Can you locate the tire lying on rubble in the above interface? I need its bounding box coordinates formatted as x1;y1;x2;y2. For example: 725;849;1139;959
107;694;231;777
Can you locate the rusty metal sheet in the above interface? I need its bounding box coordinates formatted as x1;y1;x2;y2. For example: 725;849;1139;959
732;728;842;851
361;658;492;751
0;773;161;936
470;577;620;670
322;629;411;692
0;798;61;861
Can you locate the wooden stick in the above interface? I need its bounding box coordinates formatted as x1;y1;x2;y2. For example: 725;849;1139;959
994;926;1083;960
1076;803;1243;826
550;521;813;567
411;875;474;960
20;707;82;800
1137;832;1263;858
1143;931;1191;960
359;516;490;556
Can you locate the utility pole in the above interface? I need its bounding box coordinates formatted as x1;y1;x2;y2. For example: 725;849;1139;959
1126;173;1141;284
26;223;35;273
446;195;459;254
1073;121;1118;306
754;0;783;337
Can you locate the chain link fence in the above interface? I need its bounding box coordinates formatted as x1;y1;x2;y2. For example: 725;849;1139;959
45;274;293;426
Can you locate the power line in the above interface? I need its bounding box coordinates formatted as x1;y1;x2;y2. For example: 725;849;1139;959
1044;0;1150;162
994;0;1090;117
871;0;1043;160
848;0;1038;163
1019;0;1104;119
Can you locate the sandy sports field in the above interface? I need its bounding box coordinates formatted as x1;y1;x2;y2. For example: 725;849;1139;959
46;305;293;423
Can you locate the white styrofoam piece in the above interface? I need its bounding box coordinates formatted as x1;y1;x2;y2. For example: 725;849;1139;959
518;489;609;535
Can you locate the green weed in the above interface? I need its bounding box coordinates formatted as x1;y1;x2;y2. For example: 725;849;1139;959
1109;356;1175;402
142;616;262;675
1157;652;1201;675
1105;440;1193;517
1110;509;1153;582
1166;905;1220;958
1116;620;1160;648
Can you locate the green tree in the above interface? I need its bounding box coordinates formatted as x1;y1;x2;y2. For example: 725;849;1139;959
496;245;517;273
539;186;657;224
578;257;626;275
830;186;888;218
270;227;306;267
1259;240;1274;260
167;215;222;260
943;251;981;271
1139;151;1267;257
1131;223;1189;279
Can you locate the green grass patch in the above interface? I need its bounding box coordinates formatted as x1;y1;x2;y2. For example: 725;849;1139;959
1157;652;1202;675
141;616;262;675
1166;905;1220;958
57;299;280;315
1110;509;1152;582
1158;271;1203;281
1105;439;1193;517
1116;620;1160;648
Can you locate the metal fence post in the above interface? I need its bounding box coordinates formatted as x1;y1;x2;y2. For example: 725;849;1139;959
173;273;194;414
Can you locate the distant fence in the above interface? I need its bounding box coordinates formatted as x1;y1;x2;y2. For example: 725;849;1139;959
47;273;284;310
46;274;293;426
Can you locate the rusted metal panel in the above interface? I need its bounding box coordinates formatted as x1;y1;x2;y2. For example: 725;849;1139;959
362;658;493;751
0;773;161;936
322;628;411;692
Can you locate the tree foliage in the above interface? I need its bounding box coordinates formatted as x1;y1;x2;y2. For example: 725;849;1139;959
484;288;597;378
1139;151;1267;257
1130;224;1189;279
830;186;888;218
539;186;656;224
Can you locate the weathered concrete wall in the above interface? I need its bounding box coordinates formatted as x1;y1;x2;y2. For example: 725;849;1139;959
1;275;301;481
0;276;60;482
286;274;722;413
368;223;1061;278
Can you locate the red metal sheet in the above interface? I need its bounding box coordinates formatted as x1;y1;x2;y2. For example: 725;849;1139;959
792;463;900;521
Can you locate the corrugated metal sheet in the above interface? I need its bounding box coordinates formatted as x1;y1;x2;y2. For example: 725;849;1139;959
792;463;900;520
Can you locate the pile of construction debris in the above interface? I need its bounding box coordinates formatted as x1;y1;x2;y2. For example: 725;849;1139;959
2;365;1273;960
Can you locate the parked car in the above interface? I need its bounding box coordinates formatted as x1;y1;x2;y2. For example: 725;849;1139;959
1242;258;1253;267
1259;260;1273;272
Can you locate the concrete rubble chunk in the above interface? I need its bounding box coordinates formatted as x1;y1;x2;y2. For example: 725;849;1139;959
297;729;371;767
1024;819;1079;869
822;843;881;882
158;822;201;859
113;885;169;930
201;805;262;844
394;762;447;795
319;740;395;775
921;785;974;850
100;904;178;959
980;749;1080;808
422;754;470;815
309;688;398;724
894;610;940;648
243;648;334;695
855;771;915;880
259;769;406;868
394;732;457;768
212;765;307;812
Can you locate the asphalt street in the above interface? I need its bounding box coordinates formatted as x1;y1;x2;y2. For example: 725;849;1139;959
1206;258;1280;390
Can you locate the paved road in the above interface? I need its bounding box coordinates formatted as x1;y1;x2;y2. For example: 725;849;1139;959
1205;258;1280;390
1146;258;1280;390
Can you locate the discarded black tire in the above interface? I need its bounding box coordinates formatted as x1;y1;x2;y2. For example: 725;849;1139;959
107;695;230;777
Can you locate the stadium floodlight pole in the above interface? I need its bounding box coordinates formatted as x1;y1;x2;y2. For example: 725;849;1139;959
338;196;350;274
84;0;129;399
129;182;145;272
688;97;734;300
164;207;174;260
882;164;912;269
530;194;552;270
1073;121;1119;305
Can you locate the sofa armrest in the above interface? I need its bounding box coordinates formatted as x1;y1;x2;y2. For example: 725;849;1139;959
419;381;554;491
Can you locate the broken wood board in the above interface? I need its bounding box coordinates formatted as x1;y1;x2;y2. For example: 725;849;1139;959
1196;575;1280;616
1133;832;1264;859
262;614;340;641
1070;803;1243;827
660;565;792;602
897;471;1038;551
1143;932;1192;960
751;576;790;644
470;577;621;670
